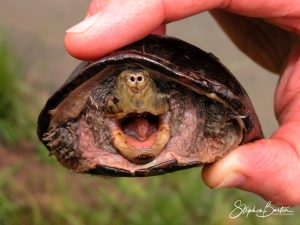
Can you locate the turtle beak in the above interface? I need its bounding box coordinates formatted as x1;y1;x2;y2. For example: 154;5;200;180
104;111;171;164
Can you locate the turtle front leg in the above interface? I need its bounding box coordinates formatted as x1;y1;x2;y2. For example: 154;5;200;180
42;121;79;159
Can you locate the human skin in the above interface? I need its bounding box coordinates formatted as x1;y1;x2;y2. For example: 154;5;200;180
65;0;300;206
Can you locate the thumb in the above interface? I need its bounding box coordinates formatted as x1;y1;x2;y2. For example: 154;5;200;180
202;139;300;206
64;0;165;60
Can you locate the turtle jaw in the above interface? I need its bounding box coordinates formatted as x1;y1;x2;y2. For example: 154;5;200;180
104;111;171;164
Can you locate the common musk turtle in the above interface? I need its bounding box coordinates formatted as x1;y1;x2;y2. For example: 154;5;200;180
37;35;263;177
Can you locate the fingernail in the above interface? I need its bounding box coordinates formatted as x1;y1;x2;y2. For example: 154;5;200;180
214;172;246;189
66;13;99;33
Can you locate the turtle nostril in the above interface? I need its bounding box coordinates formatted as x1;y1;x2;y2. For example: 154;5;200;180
137;76;143;82
130;76;135;82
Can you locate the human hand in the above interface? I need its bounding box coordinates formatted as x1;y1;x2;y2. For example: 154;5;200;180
65;0;300;206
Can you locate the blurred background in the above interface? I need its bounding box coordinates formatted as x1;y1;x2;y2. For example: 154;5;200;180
0;1;299;225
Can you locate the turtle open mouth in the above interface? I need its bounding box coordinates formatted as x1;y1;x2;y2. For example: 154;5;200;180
105;111;171;164
121;112;159;144
103;69;171;164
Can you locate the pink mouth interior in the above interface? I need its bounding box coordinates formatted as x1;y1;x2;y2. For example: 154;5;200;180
121;113;158;148
124;132;157;148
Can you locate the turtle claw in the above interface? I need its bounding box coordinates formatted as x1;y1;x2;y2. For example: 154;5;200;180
42;123;79;159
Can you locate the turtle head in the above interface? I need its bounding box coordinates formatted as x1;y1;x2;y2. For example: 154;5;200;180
106;69;169;119
103;69;170;164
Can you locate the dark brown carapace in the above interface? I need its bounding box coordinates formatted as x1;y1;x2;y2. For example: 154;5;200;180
37;35;263;176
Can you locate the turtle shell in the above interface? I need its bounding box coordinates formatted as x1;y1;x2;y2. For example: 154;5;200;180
37;35;263;177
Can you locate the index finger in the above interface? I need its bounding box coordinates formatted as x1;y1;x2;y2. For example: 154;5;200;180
65;0;300;60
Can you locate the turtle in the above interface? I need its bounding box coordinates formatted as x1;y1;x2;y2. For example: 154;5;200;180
37;35;263;177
